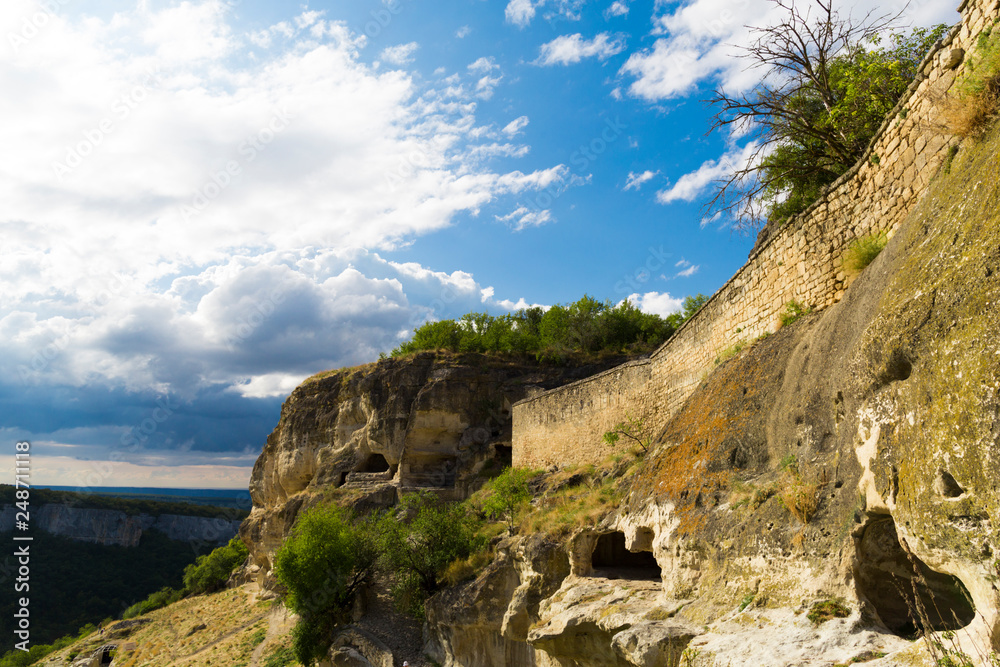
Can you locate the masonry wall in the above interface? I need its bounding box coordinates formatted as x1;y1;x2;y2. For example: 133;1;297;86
514;0;1000;469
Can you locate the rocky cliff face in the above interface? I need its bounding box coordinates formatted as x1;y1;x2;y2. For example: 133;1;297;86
240;352;627;585
0;504;241;547
421;126;1000;666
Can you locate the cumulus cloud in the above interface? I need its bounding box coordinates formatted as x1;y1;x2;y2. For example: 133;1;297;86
502;115;530;136
505;0;537;27
605;1;629;18
627;291;684;317
0;0;560;484
536;32;626;66
379;41;419;65
623;169;657;191
456;25;472;38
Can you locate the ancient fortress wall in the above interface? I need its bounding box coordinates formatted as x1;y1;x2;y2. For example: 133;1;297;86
514;0;1000;469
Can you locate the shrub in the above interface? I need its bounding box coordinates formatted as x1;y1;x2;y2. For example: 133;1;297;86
377;493;485;618
480;467;534;531
779;301;812;328
183;536;249;595
807;599;851;625
843;233;888;275
603;413;653;453
274;505;378;665
122;586;184;619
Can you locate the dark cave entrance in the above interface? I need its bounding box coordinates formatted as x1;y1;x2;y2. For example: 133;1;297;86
855;515;975;636
99;646;115;665
591;531;662;580
362;454;390;473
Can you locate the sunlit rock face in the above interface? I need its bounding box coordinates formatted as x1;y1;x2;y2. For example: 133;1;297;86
240;351;624;585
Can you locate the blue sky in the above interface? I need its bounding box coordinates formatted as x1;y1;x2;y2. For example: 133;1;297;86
0;0;957;488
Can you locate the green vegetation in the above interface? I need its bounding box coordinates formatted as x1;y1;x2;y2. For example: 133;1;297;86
274;505;378;665
714;340;746;365
779;301;812;327
122;586;184;619
603;413;653;453
184;535;250;595
0;529;205;647
739;593;756;612
708;0;947;227
0;625;99;667
274;493;485;664
377;492;485;619
480;466;533;531
807;599;851;624
843;233;888;275
944;21;1000;137
262;646;298;667
392;293;708;361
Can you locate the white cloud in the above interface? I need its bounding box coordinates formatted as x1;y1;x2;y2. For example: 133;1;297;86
456;25;472;38
627;292;684;317
656;142;759;204
502;115;530;136
605;1;629;18
623;169;657;191
505;0;537;27
495;207;553;231
536;32;626;66
468;56;499;73
677;264;699;277
0;0;566;398
379;41;419;65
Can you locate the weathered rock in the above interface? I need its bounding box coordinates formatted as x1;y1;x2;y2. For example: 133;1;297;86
241;352;625;585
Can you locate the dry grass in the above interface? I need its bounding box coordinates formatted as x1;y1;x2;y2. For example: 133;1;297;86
520;474;621;538
942;24;1000;138
41;585;282;667
778;462;820;524
843;234;888;275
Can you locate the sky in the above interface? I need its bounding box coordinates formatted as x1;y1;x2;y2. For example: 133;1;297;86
0;0;958;489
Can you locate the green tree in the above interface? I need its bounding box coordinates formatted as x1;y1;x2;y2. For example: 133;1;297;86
274;505;378;665
603;413;653;453
481;467;534;531
182;536;249;595
377;492;484;618
707;0;947;227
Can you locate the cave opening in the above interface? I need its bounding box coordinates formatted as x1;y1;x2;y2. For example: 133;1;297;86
362;454;390;473
855;515;975;636
591;531;661;580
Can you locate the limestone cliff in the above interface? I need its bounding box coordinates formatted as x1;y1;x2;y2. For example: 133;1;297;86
0;504;240;547
422;123;1000;667
239;352;628;585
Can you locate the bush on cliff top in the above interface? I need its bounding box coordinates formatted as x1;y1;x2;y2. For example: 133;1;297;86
392;293;708;361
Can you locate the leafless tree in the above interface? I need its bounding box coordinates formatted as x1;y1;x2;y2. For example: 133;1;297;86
706;0;903;230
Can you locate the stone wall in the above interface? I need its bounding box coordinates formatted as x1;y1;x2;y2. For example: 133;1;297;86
514;0;1000;469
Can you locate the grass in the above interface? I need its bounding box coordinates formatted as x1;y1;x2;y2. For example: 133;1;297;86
942;22;1000;138
779;300;812;327
807;599;851;625
715;340;746;365
777;457;821;524
519;470;622;538
843;234;888;275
